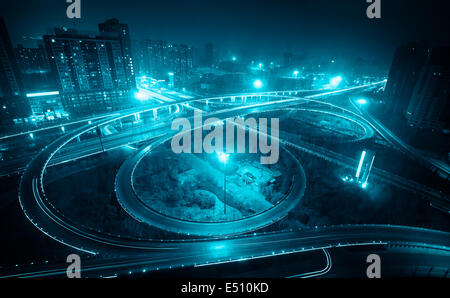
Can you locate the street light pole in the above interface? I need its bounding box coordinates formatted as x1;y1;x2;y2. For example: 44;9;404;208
96;126;105;152
223;162;226;215
217;152;230;215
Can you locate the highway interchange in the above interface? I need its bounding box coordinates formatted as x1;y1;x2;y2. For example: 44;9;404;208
1;82;449;277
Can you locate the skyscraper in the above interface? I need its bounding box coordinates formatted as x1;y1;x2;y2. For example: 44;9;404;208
0;16;29;127
0;17;23;98
384;41;429;115
43;28;134;117
204;42;214;67
98;18;136;89
14;44;50;74
406;47;450;130
139;39;193;88
168;43;193;88
384;41;450;131
140;39;168;79
283;52;295;68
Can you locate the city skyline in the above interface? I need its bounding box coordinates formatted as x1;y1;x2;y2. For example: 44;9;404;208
1;0;450;70
1;12;449;132
0;0;448;282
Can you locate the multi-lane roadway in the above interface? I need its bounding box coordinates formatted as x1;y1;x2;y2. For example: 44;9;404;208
4;82;449;277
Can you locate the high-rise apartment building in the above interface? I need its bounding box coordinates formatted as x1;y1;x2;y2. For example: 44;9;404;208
43;28;134;117
98;18;136;89
0;16;29;127
14;44;50;74
139;39;193;88
406;47;450;130
385;41;450;130
384;41;428;115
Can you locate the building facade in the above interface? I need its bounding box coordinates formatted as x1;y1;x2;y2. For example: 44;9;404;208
385;41;450;131
98;18;136;89
384;41;429;115
168;43;193;88
43;29;134;117
140;39;168;79
14;44;50;74
0;16;29;128
139;39;193;88
406;47;450;130
204;42;214;67
0;17;22;98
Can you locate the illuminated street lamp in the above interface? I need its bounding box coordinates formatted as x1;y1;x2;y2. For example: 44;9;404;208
330;76;342;88
217;152;229;164
293;70;299;78
232;56;237;61
96;126;105;152
356;98;368;105
217;152;229;214
253;79;263;89
134;91;149;101
168;72;174;88
355;98;368;111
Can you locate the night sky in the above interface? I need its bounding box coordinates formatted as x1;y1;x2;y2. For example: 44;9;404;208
1;0;450;69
